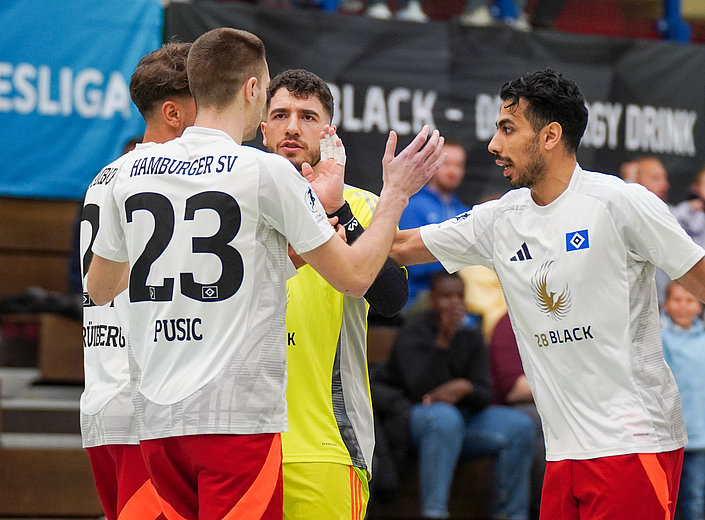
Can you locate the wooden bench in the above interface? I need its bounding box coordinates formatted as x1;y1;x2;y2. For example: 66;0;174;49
0;197;79;299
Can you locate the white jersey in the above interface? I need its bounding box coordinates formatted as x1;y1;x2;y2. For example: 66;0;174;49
421;165;704;461
79;143;152;448
92;126;335;440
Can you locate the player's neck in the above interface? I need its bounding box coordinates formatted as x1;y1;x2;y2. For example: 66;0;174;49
142;124;179;145
194;108;246;144
530;156;577;206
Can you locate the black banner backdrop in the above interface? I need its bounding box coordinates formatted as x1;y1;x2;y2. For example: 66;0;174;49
166;2;705;206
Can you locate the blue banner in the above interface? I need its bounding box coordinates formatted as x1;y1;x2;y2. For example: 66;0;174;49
0;0;163;199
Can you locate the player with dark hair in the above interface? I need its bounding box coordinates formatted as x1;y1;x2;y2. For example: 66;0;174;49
391;68;705;519
87;28;443;520
261;68;407;519
79;41;194;520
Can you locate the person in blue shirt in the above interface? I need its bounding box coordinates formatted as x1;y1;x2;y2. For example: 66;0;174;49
661;281;705;520
399;139;469;308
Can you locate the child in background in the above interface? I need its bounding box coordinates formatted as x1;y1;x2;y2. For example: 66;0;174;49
662;281;705;520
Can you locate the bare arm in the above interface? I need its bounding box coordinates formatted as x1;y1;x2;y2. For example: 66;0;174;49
300;126;444;297
390;228;438;267
86;254;128;306
676;256;705;302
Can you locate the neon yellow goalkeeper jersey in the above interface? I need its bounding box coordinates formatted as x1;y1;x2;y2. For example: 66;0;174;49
283;185;379;477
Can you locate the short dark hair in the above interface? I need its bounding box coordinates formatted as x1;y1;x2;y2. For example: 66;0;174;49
499;68;588;153
266;69;334;121
188;28;267;109
130;42;192;118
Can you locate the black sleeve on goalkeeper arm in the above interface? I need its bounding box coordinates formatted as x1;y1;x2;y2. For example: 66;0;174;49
363;257;409;317
328;202;408;316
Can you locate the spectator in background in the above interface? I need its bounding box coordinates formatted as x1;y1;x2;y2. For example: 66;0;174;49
380;270;534;520
490;312;545;520
672;164;705;250
633;155;670;203
400;139;469;309
459;0;530;30
661;282;705;520
619;158;638;182
365;0;428;22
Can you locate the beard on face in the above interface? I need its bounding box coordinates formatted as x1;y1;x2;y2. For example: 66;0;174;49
270;137;320;173
508;135;546;189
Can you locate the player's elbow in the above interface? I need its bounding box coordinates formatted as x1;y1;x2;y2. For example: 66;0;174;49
87;281;113;307
86;270;119;306
340;275;373;299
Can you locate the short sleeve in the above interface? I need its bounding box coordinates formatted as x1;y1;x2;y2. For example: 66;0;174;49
256;153;335;254
616;184;704;279
420;200;497;273
91;169;128;263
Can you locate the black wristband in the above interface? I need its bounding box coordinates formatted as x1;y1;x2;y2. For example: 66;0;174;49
327;201;354;224
327;201;364;243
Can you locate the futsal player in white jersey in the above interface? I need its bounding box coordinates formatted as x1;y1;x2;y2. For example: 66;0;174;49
86;28;444;520
80;42;195;520
391;68;705;520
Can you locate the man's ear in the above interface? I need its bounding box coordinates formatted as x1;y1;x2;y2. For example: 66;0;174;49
543;122;563;151
261;121;268;147
161;100;181;129
244;76;258;103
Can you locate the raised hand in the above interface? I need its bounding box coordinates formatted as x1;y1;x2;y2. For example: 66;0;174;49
301;125;346;213
381;125;445;200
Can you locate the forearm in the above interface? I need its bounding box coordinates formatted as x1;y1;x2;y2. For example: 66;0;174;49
345;185;409;291
301;186;408;297
327;200;408;313
86;255;129;306
390;228;438;266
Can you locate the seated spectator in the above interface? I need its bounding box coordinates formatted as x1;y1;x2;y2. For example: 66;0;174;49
378;271;534;519
489;312;545;520
400;140;469;309
671;164;705;249
661;281;705;520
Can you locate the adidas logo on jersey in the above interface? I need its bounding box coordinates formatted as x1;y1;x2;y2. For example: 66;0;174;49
510;242;532;262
